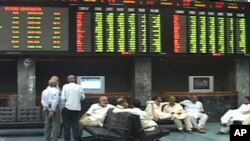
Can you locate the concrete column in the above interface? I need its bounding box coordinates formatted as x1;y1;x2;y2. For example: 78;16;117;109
134;58;152;106
235;59;250;106
17;58;36;107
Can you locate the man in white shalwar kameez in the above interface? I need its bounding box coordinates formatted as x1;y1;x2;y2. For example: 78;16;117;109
217;96;250;134
163;96;193;134
113;98;158;131
180;95;208;133
145;96;171;121
80;96;114;127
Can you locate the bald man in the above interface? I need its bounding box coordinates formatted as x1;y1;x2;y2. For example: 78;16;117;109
163;96;193;134
41;79;60;141
61;75;85;141
50;75;60;90
80;96;114;127
50;75;63;138
180;95;208;133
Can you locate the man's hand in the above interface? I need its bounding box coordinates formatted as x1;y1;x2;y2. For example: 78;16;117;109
49;111;54;118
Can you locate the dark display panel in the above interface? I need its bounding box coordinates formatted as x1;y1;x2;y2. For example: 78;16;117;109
0;6;69;52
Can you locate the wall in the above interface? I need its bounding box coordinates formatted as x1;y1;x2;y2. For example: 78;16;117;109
0;60;17;93
35;57;133;94
152;58;235;94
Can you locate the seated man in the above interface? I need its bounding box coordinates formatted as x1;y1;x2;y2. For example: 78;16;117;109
113;97;129;112
217;96;250;134
80;96;114;127
145;96;171;121
180;95;208;133
163;96;193;134
113;98;158;131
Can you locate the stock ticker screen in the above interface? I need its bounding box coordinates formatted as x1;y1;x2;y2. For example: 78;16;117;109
0;0;249;56
0;6;69;52
72;0;249;56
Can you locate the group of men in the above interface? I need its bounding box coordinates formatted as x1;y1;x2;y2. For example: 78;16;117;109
41;75;250;141
145;95;207;134
79;96;158;132
41;75;158;141
41;75;85;141
145;95;250;135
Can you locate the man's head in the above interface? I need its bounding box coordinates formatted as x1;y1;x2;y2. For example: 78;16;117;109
99;96;109;107
48;79;57;87
50;75;59;85
152;96;162;103
244;96;250;104
191;95;198;103
116;97;128;108
169;96;176;106
67;75;76;83
132;99;141;108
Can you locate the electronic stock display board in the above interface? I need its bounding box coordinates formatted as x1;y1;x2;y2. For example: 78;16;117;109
67;0;249;56
0;5;68;53
0;0;249;56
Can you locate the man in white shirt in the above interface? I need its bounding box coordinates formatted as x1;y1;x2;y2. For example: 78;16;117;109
41;79;60;141
113;98;158;131
50;75;63;138
180;95;208;133
145;96;171;121
163;96;193;134
80;96;114;127
61;75;85;141
50;75;60;90
130;99;158;131
217;96;250;134
113;97;129;112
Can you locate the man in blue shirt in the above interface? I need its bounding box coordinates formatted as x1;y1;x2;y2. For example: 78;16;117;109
41;79;60;141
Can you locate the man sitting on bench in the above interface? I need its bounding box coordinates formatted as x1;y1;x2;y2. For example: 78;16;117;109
180;95;208;133
217;96;250;134
163;96;193;134
145;96;171;121
113;98;158;131
80;96;114;127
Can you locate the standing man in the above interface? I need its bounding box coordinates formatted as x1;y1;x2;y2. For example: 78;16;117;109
50;76;60;90
180;95;208;133
61;75;85;141
50;75;63;138
41;79;61;141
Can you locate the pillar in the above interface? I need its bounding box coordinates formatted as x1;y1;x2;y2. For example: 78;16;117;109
235;59;250;106
17;58;36;106
134;58;152;106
